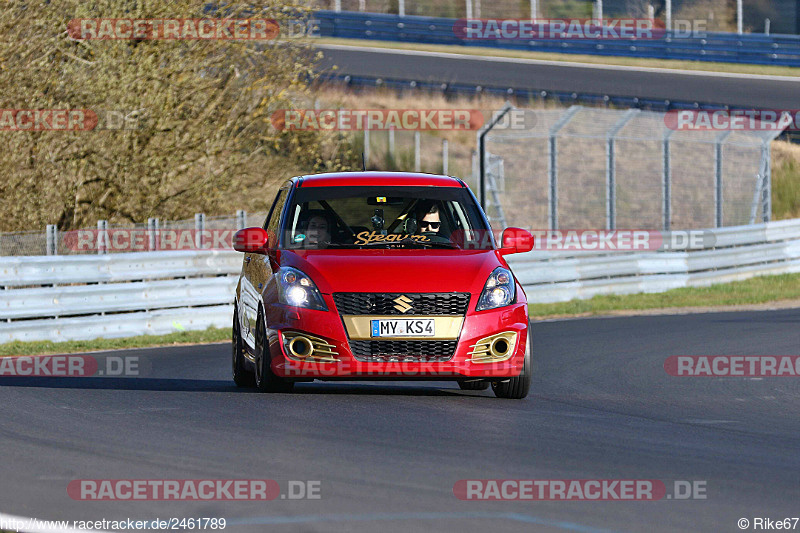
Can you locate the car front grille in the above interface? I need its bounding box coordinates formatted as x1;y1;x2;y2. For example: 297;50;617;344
333;292;470;316
349;340;457;362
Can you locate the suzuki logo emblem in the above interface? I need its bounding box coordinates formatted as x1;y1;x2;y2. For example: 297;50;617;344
393;295;413;313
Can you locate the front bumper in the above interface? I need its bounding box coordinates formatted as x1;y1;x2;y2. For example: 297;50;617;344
264;296;529;380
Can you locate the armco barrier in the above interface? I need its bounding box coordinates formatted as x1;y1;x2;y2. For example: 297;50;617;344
0;250;240;344
506;218;800;303
2;219;800;343
315;10;800;67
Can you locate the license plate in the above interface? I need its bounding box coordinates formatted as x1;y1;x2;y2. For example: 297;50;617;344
370;319;435;337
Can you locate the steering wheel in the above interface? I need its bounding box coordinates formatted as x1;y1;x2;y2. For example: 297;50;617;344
419;231;451;243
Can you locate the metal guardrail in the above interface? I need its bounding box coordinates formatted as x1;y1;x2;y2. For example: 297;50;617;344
1;219;799;344
507;218;800;303
0;250;240;344
315;10;800;67
319;72;733;114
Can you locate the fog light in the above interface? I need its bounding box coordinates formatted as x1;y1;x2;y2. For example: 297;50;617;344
468;332;518;363
288;336;313;358
282;331;340;362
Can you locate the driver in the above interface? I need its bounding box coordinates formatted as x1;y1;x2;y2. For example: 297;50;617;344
417;205;441;234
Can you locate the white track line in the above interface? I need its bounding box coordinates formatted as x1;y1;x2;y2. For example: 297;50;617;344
316;43;800;82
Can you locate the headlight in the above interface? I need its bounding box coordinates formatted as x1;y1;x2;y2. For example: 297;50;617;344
476;267;515;311
277;267;327;311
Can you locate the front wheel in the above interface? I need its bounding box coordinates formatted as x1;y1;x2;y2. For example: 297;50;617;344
232;309;255;388
492;330;532;399
254;309;294;393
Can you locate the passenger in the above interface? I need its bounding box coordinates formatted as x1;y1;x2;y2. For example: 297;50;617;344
297;210;334;249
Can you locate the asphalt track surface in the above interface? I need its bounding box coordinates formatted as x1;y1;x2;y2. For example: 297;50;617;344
1;309;800;532
315;44;800;109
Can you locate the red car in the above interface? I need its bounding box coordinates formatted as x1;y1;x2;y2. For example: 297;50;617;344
231;172;534;398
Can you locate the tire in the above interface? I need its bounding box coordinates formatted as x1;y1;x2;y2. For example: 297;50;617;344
254;309;294;393
458;380;490;391
232;309;255;388
492;330;532;399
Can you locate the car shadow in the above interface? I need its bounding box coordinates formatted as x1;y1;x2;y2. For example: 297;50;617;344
0;377;481;396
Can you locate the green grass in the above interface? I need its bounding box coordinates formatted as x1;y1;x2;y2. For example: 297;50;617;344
0;328;229;357
314;37;800;78
773;145;800;220
529;272;800;317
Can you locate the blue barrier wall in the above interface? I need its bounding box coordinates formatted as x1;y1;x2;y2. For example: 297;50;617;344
314;10;800;67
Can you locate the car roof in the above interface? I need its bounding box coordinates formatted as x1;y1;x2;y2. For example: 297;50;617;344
294;172;465;188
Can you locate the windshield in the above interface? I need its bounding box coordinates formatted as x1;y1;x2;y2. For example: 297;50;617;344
282;185;493;250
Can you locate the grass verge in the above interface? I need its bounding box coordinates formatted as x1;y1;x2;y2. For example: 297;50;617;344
0;328;229;357
529;272;800;318
314;37;800;77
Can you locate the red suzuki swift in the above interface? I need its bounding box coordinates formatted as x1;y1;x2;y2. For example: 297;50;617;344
231;172;534;398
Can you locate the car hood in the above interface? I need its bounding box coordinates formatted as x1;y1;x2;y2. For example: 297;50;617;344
281;249;504;294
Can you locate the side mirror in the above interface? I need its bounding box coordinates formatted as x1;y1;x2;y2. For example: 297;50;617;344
233;227;270;254
499;227;534;255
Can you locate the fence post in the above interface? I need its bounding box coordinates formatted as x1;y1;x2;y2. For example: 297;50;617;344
737;0;743;34
547;106;581;230
665;0;672;30
606;109;638;230
762;139;772;222
749;173;764;224
363;129;370;167
477;102;514;211
236;210;246;230
97;220;108;255
714;131;732;227
147;217;159;251
398;0;405;16
46;225;58;256
662;129;675;231
195;213;205;249
334;0;341;12
442;139;449;175
414;131;421;172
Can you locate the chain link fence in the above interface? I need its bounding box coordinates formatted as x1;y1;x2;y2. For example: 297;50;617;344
0;211;269;257
0;105;784;255
478;105;780;231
